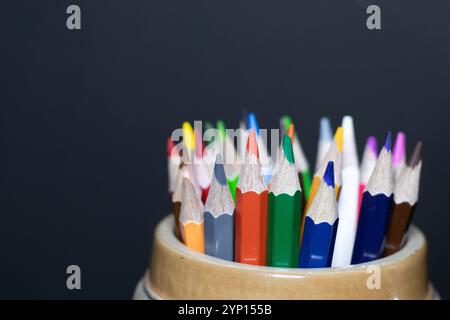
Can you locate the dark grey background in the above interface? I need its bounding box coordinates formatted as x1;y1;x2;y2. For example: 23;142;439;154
1;0;449;299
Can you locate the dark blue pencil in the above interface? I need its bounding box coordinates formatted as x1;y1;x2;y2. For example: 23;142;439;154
204;154;235;261
352;132;394;264
299;161;339;268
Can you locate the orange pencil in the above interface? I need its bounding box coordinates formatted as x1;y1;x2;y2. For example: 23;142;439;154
235;129;268;266
179;171;205;253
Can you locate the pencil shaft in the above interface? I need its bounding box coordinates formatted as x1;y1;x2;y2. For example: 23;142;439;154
204;212;234;261
332;167;359;267
266;191;302;267
235;189;268;265
352;192;393;263
383;203;416;256
181;222;205;253
299;217;338;267
172;201;182;240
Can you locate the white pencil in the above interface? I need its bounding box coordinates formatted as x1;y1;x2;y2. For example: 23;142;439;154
332;116;360;267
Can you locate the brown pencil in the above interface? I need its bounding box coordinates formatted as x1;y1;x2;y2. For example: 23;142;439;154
384;141;423;256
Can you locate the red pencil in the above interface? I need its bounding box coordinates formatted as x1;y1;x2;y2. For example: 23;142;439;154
235;129;268;266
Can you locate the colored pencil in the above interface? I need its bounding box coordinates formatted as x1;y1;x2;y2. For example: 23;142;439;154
352;132;394;264
217;120;240;202
235;129;268;266
280;116;312;199
171;161;185;240
248;112;272;184
384;141;422;256
167;137;180;200
392;131;406;181
359;136;378;212
332;116;360;267
301;127;343;244
299;161;339;268
204;154;235;261
183;121;211;203
266;135;302;267
315;117;333;171
285;123;307;213
179;172;205;253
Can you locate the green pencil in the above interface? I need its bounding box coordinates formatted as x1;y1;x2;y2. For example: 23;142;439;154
280;115;312;202
266;135;302;267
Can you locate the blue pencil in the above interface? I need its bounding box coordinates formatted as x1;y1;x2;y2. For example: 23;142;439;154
352;132;394;264
204;154;235;261
299;161;339;268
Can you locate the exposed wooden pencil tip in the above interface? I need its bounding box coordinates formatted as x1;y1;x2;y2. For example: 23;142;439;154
409;141;423;167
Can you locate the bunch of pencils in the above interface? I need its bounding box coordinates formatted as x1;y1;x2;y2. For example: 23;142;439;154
167;113;423;268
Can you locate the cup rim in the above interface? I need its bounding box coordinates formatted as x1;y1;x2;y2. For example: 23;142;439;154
158;214;425;273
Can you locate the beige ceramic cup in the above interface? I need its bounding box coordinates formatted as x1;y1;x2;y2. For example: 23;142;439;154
134;215;437;300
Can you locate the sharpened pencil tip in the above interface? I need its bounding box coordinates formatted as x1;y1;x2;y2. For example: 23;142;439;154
287;124;295;142
281;115;293;132
384;131;392;152
393;132;406;165
367;136;378;156
335;127;344;153
282;135;295;164
247;112;259;136
216;120;226;141
323;161;335;188
246;129;259;158
409;141;423;167
319;117;333;142
182;121;195;151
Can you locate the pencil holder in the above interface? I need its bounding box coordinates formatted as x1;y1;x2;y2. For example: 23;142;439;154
134;215;438;300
